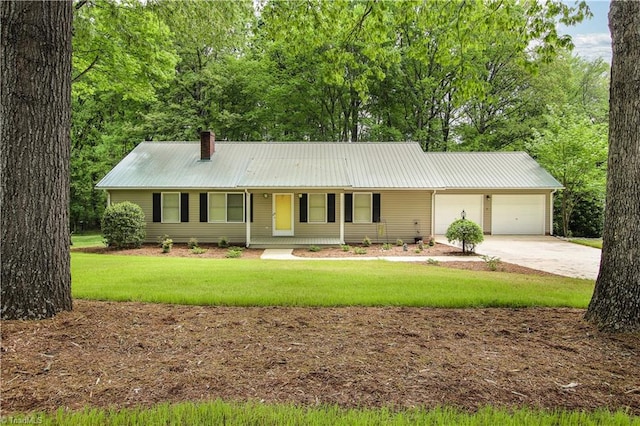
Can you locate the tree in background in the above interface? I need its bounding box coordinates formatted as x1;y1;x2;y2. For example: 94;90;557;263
528;108;607;237
70;0;178;229
66;0;600;230
1;1;73;319
585;1;640;332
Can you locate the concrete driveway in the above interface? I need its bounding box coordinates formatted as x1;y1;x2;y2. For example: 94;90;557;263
470;236;601;280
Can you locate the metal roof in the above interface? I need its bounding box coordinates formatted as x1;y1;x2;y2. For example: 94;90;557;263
422;152;562;189
95;141;561;190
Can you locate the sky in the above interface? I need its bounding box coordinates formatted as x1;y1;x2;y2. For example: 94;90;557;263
559;0;611;62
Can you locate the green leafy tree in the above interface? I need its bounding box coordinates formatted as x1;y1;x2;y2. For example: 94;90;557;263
528;108;607;237
70;0;178;228
445;219;484;254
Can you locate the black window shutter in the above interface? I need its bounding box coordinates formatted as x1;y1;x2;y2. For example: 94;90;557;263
299;193;308;223
344;193;353;223
327;193;336;223
373;193;381;223
199;193;208;222
250;193;254;222
152;193;161;222
180;193;189;222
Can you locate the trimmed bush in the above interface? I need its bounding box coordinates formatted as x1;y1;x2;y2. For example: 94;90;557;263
101;202;146;249
445;219;484;254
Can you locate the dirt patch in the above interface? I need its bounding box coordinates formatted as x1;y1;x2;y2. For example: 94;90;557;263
74;243;263;259
1;301;638;415
292;242;458;258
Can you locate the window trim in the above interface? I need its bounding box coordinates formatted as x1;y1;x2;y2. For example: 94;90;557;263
208;192;245;223
307;193;327;224
353;192;373;223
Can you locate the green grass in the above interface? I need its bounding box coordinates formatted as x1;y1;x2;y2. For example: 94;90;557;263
19;401;639;425
570;238;603;249
72;254;594;308
71;232;104;248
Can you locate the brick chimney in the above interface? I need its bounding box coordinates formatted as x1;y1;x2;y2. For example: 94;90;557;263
200;130;215;160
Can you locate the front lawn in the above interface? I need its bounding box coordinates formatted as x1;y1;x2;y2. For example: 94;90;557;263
570;238;603;249
32;401;640;426
72;253;594;308
71;232;104;248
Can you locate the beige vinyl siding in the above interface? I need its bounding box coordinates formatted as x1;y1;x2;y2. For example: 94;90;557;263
434;189;554;235
108;190;246;244
344;190;431;244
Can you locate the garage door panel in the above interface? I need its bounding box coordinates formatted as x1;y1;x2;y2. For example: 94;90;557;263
492;194;545;235
434;194;483;234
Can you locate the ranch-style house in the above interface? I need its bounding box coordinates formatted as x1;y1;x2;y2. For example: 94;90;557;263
96;131;562;247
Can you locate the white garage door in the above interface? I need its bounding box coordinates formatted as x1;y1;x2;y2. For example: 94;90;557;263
492;194;545;235
434;194;483;234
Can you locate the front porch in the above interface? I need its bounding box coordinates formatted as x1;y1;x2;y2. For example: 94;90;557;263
248;236;343;249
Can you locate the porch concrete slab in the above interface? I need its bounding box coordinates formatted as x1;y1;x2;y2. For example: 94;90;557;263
260;249;482;262
439;235;601;280
260;249;297;260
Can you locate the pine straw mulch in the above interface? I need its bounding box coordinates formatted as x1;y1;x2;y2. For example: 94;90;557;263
1;302;639;415
2;244;638;416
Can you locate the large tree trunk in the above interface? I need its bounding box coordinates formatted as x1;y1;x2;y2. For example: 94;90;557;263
584;1;640;332
1;1;73;319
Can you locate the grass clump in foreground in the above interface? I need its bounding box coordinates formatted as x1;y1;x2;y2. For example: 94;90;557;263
27;401;639;425
72;254;594;308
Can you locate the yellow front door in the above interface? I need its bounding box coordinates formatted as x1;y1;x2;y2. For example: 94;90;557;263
273;193;294;236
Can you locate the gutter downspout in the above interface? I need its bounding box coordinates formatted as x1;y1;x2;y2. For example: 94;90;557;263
245;189;251;247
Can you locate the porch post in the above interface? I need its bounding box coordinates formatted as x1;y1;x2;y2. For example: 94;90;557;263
340;192;345;244
245;190;251;247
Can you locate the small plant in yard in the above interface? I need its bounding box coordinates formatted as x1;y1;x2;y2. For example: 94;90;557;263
309;245;321;252
362;236;372;247
101;201;146;249
226;247;243;258
428;236;435;247
218;236;230;248
445;219;484;254
426;258;440;265
157;234;170;247
188;238;199;249
417;240;424;250
353;247;367;255
340;244;351;252
396;239;404;246
161;238;173;253
191;246;207;255
482;255;502;271
414;248;423;254
382;243;393;251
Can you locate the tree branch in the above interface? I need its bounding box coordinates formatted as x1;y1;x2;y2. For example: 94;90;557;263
72;54;100;82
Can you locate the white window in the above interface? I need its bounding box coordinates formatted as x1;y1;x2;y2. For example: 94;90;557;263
162;192;180;223
353;193;372;223
209;192;245;223
308;193;326;223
